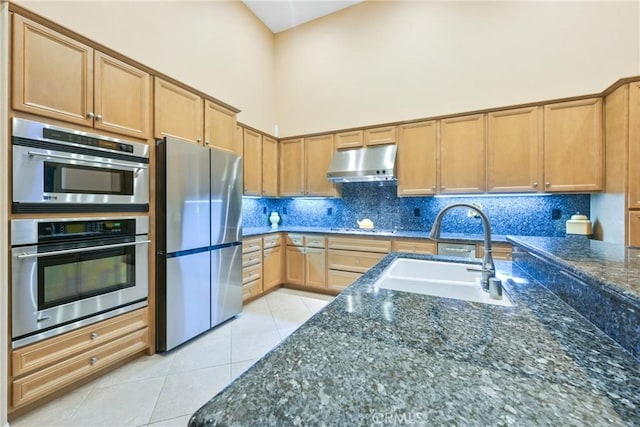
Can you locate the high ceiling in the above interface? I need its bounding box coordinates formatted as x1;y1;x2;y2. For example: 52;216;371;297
242;0;364;33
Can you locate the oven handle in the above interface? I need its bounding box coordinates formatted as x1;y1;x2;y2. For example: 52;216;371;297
16;239;151;259
27;151;148;176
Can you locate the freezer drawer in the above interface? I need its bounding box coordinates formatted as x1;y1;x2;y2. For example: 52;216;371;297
163;252;211;351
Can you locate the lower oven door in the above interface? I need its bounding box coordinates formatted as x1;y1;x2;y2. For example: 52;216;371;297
11;235;149;346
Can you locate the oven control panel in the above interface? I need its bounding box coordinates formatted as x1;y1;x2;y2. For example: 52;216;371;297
38;219;136;241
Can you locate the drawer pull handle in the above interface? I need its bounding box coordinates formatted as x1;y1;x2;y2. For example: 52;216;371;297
90;332;98;340
90;357;98;366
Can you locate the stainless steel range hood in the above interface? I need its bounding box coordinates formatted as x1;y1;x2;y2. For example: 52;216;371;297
326;145;397;183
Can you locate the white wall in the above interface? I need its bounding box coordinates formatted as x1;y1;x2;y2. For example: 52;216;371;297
275;1;640;136
15;0;277;134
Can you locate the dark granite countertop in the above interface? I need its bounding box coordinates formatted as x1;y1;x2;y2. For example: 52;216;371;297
507;235;640;304
243;226;509;243
190;253;640;426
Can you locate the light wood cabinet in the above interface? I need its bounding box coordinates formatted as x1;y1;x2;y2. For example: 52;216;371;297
242;237;263;302
487;107;541;193
365;126;397;146
263;235;282;291
543;98;603;192
397;121;437;196
154;78;203;144
327;237;389;290
629;212;640;248
285;234;326;289
243;129;263;196
628;83;640;210
327;236;391;253
439;114;486;194
391;239;436;254
305;248;327;289
10;309;149;410
335;130;363;150
305;134;336;196
13;15;151;139
477;243;512;261
204;101;239;155
285;245;305;285
327;270;362;292
262;136;279;197
280;138;305;196
327;249;386;274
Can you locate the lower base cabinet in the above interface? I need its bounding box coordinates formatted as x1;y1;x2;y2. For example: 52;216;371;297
285;234;327;290
10;308;149;411
327;236;390;292
242;237;263;302
327;269;363;292
630;211;640;247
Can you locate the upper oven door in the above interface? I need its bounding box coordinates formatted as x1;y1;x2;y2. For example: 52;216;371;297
13;143;149;209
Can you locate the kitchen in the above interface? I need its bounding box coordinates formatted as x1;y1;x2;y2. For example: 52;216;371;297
1;0;640;426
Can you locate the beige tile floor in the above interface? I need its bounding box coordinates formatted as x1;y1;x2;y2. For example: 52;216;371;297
10;288;334;427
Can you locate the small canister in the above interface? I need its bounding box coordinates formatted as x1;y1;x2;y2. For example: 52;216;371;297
566;213;592;236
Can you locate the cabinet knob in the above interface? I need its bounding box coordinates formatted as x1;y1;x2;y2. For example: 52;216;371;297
545;182;551;188
205;140;210;145
95;114;102;121
90;332;98;340
532;182;538;188
197;138;202;143
431;186;436;191
87;112;95;119
90;357;98;365
441;186;446;190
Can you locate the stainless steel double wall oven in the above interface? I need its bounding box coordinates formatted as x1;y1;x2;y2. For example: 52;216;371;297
10;118;151;348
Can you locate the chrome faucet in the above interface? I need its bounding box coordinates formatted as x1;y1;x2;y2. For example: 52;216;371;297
429;203;495;292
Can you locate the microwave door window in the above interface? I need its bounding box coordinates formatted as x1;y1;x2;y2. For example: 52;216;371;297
78;248;135;296
39;253;81;309
44;161;133;195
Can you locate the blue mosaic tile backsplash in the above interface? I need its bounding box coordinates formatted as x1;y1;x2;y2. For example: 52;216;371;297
242;182;590;237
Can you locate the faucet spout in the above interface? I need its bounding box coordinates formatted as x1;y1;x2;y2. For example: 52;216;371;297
429;203;495;291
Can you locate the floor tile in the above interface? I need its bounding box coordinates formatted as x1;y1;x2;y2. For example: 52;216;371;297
150;365;230;423
9;384;92;427
231;327;281;362
66;377;164;426
92;353;174;389
231;359;257;381
147;414;191;426
168;326;231;374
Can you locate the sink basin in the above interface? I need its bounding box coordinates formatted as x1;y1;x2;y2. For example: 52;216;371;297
373;258;514;307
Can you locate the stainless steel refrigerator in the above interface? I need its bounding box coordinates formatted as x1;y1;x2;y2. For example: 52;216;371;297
156;137;243;352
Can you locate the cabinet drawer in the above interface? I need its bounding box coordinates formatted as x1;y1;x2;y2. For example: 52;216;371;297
242;279;263;302
328;250;386;273
477;243;512;261
12;328;149;408
286;234;304;247
391;239;436;254
242;252;262;268
305;235;326;248
327;237;391;253
243;238;262;254
365;126;397;146
327;269;362;292
263;234;281;249
335;130;363;149
242;264;261;284
629;211;640;247
12;308;148;378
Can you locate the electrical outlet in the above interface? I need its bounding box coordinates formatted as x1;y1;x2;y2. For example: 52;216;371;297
327;207;333;216
282;207;287;215
467;203;483;218
552;208;561;219
262;207;267;214
414;208;420;217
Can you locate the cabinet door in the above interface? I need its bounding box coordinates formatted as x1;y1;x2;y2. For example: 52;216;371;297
262;136;279;197
263;246;282;291
305;247;326;289
280;138;305;196
439;114;485;194
285;246;305;285
335;130;363;150
543;98;603;192
487;107;541;193
397;121;437;196
305;134;336;196
204;101;239;155
628;83;640;209
154;78;203;144
94;51;151;139
365;126;397;146
629;212;640;247
243;128;263;195
12;15;93;127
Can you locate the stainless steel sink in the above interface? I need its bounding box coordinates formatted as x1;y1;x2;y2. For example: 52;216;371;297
373;258;514;307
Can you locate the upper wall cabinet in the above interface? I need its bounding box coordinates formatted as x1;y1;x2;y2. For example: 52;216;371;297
397;121;437;196
543;98;603;192
335;130;363;150
204;101;239;155
335;126;397;150
243;128;263;196
154;78;203;144
305;134;336;196
486;107;541;193
262;136;279;197
280;138;305;196
12;15;151;139
628;83;640;209
439;114;485;194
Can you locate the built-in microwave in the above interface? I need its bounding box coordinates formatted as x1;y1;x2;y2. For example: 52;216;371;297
12;118;150;213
